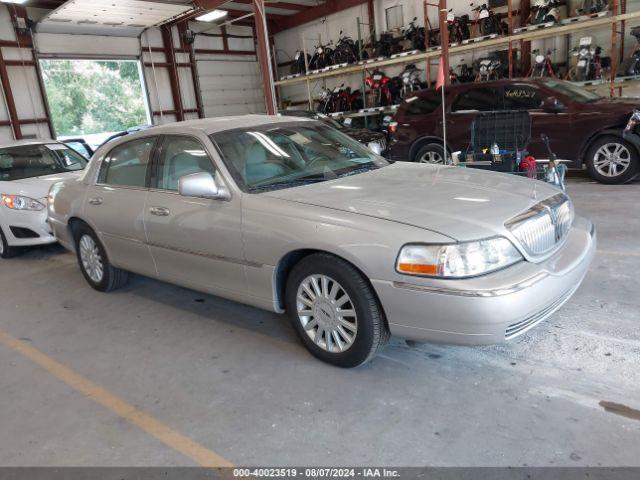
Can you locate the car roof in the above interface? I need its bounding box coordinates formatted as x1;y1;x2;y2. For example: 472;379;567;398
125;115;315;138
0;139;61;149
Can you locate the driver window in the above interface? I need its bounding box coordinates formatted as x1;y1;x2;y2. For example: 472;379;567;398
156;136;216;191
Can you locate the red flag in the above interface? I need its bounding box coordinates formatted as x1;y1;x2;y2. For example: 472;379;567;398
435;56;445;90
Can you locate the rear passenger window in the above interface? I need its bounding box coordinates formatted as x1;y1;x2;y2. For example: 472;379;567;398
503;85;544;110
99;137;156;188
452;88;502;112
404;94;441;116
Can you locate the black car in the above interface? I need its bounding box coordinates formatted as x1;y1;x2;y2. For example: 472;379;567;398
280;110;387;155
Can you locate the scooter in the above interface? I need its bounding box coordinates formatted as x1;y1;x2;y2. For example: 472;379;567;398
528;49;558;78
447;10;471;44
475;55;502;81
576;0;609;16
529;0;561;25
568;37;604;82
617;26;640;77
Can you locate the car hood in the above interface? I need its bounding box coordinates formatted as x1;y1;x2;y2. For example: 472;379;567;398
578;98;638;113
0;171;83;199
263;163;560;241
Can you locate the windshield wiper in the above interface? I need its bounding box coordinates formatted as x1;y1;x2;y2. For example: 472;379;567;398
337;164;380;178
249;177;325;192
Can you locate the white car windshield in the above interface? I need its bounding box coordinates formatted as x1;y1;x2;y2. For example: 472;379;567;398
0;144;87;181
211;122;389;192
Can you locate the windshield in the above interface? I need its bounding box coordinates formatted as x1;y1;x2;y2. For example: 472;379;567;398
541;79;601;103
0;144;87;181
211;121;388;192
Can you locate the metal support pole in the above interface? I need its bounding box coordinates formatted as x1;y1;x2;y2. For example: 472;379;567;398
357;17;368;128
253;0;277;114
508;0;513;78
438;0;449;86
161;26;184;121
610;0;620;98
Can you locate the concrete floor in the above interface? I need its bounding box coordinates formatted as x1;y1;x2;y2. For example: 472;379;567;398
0;178;639;467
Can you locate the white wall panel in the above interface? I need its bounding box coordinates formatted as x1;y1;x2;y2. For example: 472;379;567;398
35;33;140;57
196;58;264;117
7;66;46;120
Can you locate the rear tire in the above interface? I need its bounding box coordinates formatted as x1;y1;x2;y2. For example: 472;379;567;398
414;143;447;164
285;253;389;368
73;223;128;292
0;227;19;259
586;135;639;184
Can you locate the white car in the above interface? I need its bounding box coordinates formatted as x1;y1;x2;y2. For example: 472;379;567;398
0;140;87;258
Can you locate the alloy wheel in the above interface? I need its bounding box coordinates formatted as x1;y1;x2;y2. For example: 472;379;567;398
419;151;445;164
593;143;631;178
296;274;358;353
79;234;104;283
0;235;4;255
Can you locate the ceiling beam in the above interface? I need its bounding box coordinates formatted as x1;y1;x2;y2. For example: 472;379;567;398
270;0;368;33
231;0;311;12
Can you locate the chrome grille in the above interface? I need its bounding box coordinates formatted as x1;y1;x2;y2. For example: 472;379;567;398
506;194;574;257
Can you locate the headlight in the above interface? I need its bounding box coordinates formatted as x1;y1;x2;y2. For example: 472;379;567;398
1;194;45;211
367;141;383;155
396;237;523;278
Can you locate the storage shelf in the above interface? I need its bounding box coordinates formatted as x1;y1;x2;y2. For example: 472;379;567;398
275;10;640;88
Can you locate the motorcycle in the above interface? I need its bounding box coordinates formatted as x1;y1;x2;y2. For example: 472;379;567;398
567;37;605;82
474;55;502;82
447;10;471;44
337;85;364;111
528;49;558;78
450;61;475;83
529;0;561;25
400;64;424;97
332;31;359;65
576;0;609;16
308;41;333;70
617;26;640;77
317;86;336;113
404;17;430;51
373;31;402;58
290;50;310;75
365;69;392;107
471;3;507;36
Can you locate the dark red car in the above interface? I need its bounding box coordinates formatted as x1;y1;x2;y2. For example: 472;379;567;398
386;78;640;184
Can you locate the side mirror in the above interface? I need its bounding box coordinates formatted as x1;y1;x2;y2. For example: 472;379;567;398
540;96;565;113
178;172;230;200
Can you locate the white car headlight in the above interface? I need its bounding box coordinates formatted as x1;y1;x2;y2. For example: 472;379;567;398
396;237;523;278
1;194;45;211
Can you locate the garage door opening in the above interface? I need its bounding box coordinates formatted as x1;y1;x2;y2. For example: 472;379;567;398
39;59;151;145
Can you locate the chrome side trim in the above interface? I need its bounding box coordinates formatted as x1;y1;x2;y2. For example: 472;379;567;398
145;241;263;268
392;272;548;298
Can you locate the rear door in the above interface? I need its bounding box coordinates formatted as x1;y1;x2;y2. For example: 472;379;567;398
501;83;562;159
85;136;158;277
447;86;504;152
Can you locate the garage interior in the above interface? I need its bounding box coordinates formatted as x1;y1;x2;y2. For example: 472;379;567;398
0;0;639;472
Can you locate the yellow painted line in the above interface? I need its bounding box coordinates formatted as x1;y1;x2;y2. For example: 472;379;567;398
597;250;640;257
0;328;233;468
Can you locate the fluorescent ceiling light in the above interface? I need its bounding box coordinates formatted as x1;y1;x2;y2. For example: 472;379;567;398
196;10;228;22
0;0;28;4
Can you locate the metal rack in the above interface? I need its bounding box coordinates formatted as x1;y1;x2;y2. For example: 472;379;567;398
275;2;640;113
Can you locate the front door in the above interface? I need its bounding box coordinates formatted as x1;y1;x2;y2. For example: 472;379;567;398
84;136;157;277
144;134;246;298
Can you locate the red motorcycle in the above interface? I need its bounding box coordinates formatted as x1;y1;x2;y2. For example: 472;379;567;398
365;69;392;107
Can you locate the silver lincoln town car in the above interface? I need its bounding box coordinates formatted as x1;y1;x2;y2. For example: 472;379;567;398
48;115;596;367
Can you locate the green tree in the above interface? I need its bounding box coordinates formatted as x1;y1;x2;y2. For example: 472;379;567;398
41;59;148;136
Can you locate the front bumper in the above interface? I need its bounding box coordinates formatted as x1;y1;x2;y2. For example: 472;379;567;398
371;216;596;345
622;129;640;152
1;207;57;248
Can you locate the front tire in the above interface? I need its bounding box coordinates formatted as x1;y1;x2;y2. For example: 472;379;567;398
414;143;447;164
0;227;19;259
73;224;128;292
586;135;639;184
285;253;389;368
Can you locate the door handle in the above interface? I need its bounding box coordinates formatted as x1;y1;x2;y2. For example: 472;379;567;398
149;206;170;217
88;197;103;205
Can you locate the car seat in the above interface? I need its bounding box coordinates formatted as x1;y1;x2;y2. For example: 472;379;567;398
244;142;287;185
